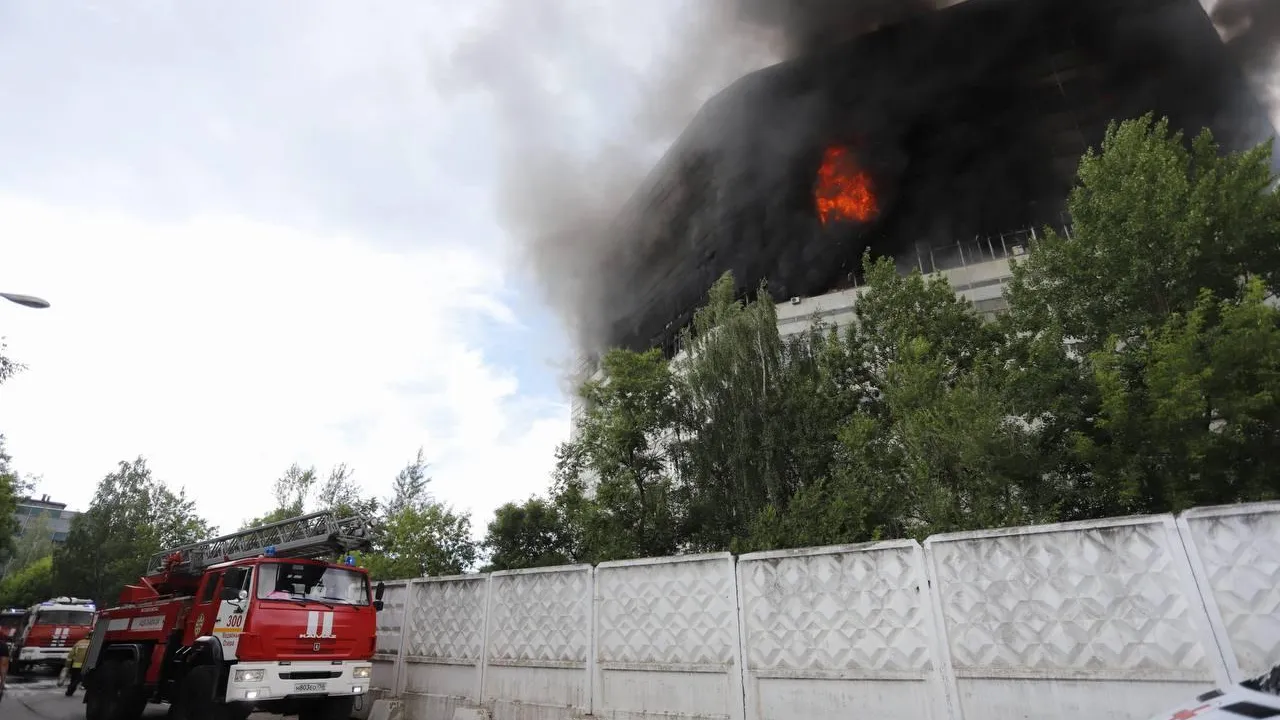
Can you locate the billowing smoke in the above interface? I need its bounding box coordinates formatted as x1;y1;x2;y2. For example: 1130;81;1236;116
436;2;767;363
735;0;943;56
441;0;934;361
1207;0;1280;113
445;0;1280;362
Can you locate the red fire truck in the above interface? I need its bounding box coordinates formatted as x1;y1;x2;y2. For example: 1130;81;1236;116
11;597;96;673
82;511;385;720
1;607;27;644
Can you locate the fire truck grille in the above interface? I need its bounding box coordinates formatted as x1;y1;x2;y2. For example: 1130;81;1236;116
278;671;343;680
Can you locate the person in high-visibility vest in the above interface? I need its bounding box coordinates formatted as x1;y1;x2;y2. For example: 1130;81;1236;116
64;637;90;696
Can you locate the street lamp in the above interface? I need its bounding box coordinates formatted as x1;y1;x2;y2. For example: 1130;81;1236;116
0;292;50;309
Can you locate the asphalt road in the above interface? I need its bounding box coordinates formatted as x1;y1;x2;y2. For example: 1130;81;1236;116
0;670;113;720
0;670;279;720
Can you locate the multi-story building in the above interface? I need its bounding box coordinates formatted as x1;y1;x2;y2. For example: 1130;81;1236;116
569;226;1031;432
2;494;78;577
12;494;78;544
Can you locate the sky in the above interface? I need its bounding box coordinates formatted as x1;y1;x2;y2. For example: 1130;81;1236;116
0;0;712;537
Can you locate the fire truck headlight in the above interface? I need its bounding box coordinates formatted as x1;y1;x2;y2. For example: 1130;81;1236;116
353;666;371;679
234;669;266;683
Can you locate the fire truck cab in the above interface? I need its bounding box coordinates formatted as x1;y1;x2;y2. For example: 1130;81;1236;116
12;596;96;673
1;606;28;647
83;512;384;720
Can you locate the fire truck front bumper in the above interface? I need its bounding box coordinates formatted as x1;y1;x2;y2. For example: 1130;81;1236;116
224;660;373;702
18;646;70;664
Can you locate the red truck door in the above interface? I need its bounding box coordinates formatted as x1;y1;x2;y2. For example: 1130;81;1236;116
185;570;223;645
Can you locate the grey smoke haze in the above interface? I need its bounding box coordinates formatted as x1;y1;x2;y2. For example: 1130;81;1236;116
1209;0;1280;109
449;0;1280;360
441;1;787;358
443;0;945;357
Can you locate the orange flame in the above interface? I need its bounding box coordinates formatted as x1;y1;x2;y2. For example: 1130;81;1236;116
815;146;878;225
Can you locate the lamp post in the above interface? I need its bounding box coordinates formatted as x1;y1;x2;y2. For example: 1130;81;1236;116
0;292;50;309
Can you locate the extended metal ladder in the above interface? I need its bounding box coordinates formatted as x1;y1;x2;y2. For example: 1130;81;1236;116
145;511;371;575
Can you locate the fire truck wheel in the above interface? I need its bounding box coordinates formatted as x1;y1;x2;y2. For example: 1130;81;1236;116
171;665;250;720
297;696;355;720
86;657;147;720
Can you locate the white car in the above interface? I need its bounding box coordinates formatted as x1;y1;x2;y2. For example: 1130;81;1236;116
1147;665;1280;719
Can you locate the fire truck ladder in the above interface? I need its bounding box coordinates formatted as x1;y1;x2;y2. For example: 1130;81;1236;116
146;511;371;576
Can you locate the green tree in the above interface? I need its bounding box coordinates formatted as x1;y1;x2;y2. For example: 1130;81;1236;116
672;274;784;549
240;462;377;530
360;503;476;580
0;338;32;565
53;457;214;606
556;346;683;560
751;256;1051;548
481;497;573;571
0;555;54;607
1084;278;1280;511
1007;114;1280;353
0;436;26;565
358;451;477;580
388;448;430;515
315;463;380;521
1004;114;1280;517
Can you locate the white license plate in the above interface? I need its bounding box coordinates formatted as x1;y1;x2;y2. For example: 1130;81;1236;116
294;682;327;693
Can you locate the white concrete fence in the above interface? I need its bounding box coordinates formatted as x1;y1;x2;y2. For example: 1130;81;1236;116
366;502;1280;720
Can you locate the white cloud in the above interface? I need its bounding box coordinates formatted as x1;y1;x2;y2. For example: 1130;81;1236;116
0;196;568;536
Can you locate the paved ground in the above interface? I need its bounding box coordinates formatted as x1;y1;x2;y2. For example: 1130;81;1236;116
0;670;279;720
0;670;117;720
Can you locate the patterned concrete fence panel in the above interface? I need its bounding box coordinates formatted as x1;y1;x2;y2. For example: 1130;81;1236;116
593;553;745;720
483;565;594;720
924;514;1229;720
371;580;411;700
737;540;949;720
401;575;490;720
1177;501;1280;682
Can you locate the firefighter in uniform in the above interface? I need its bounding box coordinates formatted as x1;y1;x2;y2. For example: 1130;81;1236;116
64;637;90;695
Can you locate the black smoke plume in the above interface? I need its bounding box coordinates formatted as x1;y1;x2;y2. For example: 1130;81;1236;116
449;0;1279;362
735;0;941;56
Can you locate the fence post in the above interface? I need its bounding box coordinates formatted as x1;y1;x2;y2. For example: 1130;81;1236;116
477;574;493;708
394;579;417;698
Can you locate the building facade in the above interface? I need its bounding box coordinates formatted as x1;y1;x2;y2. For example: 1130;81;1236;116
570;228;1028;434
13;494;78;544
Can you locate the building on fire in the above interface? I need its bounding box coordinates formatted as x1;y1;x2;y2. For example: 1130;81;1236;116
576;0;1275;381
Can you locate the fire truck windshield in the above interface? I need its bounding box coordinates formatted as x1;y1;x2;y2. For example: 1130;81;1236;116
256;562;370;606
35;609;94;625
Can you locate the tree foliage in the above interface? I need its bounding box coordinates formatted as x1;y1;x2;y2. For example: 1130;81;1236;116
0;436;25;565
0;555;53;607
359;449;476;579
54;458;214;606
482;113;1280;568
481;498;574;572
240;462;381;530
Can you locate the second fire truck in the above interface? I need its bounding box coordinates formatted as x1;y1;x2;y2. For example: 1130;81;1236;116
11;596;96;673
82;511;385;720
1;607;28;645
